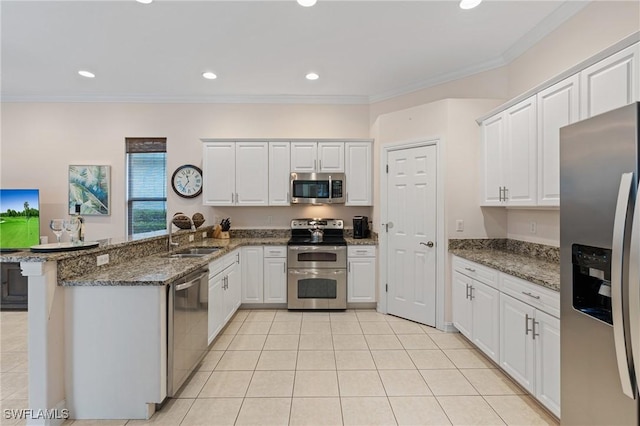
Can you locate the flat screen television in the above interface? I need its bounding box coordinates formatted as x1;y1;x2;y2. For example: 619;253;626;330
0;189;40;251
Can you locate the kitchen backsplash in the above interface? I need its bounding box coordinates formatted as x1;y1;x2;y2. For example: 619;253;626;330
448;238;559;263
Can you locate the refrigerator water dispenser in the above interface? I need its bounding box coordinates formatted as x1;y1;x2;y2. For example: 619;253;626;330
572;244;613;324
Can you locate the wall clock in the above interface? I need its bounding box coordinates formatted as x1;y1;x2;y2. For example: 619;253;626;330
171;164;203;198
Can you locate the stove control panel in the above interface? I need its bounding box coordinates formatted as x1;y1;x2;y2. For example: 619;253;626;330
291;218;343;229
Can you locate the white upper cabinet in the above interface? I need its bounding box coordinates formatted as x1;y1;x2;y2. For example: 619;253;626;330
480;114;505;206
345;142;372;206
235;142;269;206
203;141;268;206
268;142;291;206
537;75;580;207
291;141;344;172
504;96;537;206
203;142;235;205
480;96;536;207
580;43;639;120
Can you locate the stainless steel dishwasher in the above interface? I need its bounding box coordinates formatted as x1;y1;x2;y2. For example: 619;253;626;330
167;267;208;397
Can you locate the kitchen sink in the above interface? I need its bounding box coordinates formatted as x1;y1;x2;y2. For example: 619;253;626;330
166;247;222;258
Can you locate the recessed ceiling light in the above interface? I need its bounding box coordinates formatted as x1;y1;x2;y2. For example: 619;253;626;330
305;72;319;81
136;0;153;4
297;0;317;7
78;70;95;78
459;0;482;10
202;72;217;80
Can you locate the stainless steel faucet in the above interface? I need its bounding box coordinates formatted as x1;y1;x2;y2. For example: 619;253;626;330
168;216;196;252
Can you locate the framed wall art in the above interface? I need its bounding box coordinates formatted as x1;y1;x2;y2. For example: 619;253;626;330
69;165;111;215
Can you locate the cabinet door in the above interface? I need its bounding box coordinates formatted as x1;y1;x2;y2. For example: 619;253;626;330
203;142;235;206
318;142;345;172
452;271;473;340
291;142;318;172
480;114;505;206
347;257;376;303
241;246;264;303
500;293;535;393
269;142;291;206
263;258;287;303
470;280;500;363
581;43;639;119
235;142;269;206
345;142;372;206
208;275;225;344
537;75;579;206
534;310;561;418
504;96;537;206
224;262;241;323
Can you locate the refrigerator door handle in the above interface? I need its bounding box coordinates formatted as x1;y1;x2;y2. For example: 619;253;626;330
629;186;640;392
612;172;635;399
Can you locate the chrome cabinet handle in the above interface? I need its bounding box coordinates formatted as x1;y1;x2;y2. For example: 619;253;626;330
348;261;351;272
522;291;541;300
465;283;470;300
469;285;475;300
499;187;502;202
532;319;540;340
283;263;286;274
314;159;317;170
319;159;322;170
464;267;476;273
525;314;533;335
420;241;434;248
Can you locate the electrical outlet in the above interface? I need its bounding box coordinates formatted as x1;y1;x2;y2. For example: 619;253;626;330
97;254;109;266
456;219;464;232
202;231;207;239
530;221;537;234
189;235;194;242
267;215;273;225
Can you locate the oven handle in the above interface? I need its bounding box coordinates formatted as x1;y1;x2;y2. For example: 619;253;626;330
288;246;346;251
288;269;346;275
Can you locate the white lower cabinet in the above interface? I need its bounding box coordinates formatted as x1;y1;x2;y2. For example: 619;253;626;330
452;255;560;418
241;246;264;303
452;270;499;362
208;250;241;344
347;246;376;303
264;247;287;304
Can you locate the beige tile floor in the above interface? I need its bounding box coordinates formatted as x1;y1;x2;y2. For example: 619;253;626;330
0;309;559;425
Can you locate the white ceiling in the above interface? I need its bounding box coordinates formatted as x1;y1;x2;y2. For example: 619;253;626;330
1;0;589;104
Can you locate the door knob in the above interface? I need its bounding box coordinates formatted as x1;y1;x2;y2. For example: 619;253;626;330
420;241;434;248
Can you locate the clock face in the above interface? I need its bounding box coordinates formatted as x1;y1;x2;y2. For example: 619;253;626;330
171;165;203;198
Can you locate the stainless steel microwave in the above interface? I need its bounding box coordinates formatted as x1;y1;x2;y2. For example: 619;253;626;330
290;172;346;204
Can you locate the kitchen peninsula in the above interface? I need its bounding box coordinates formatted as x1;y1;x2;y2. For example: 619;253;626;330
0;226;376;421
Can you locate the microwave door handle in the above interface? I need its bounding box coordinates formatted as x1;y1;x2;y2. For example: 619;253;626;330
612;172;635;399
328;175;332;201
629;187;640;392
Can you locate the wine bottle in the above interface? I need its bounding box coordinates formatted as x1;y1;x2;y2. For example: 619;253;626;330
75;204;85;242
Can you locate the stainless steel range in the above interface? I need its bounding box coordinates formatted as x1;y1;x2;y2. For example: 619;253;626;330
287;218;347;310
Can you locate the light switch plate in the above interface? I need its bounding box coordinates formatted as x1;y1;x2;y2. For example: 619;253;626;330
189;235;194;242
456;220;464;232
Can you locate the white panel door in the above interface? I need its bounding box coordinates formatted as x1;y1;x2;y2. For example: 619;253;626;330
291;142;318;172
208;274;225;344
580;43;639;119
235;142;269;206
225;261;241;323
347;257;376;303
480;114;505;206
471;280;500;363
534;309;561;418
504;96;537;206
537;75;580;206
269;142;291;206
202;142;235;206
263;258;287;304
387;145;437;326
452;271;472;339
499;293;535;393
345;142;372;206
318;142;344;172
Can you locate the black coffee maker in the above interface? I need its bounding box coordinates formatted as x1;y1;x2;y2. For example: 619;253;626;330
353;216;370;239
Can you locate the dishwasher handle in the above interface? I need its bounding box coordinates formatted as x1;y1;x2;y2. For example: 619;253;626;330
175;271;208;291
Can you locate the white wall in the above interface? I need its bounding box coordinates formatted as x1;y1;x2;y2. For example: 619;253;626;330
1;103;370;240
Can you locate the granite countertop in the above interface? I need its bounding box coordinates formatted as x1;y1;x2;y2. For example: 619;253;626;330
62;237;289;287
344;237;377;245
449;248;560;292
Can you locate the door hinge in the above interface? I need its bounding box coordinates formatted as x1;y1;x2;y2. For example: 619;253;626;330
386;164;389;173
385;283;388;292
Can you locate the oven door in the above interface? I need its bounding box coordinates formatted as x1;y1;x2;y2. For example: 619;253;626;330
288;245;347;269
287;268;347;309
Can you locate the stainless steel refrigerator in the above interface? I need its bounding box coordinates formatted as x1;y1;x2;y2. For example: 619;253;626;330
560;102;640;425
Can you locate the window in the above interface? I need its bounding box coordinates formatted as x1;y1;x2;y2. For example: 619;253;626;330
126;138;167;238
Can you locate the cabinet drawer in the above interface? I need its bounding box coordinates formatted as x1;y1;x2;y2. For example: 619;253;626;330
264;246;287;258
500;273;559;318
452;257;499;289
348;246;376;257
